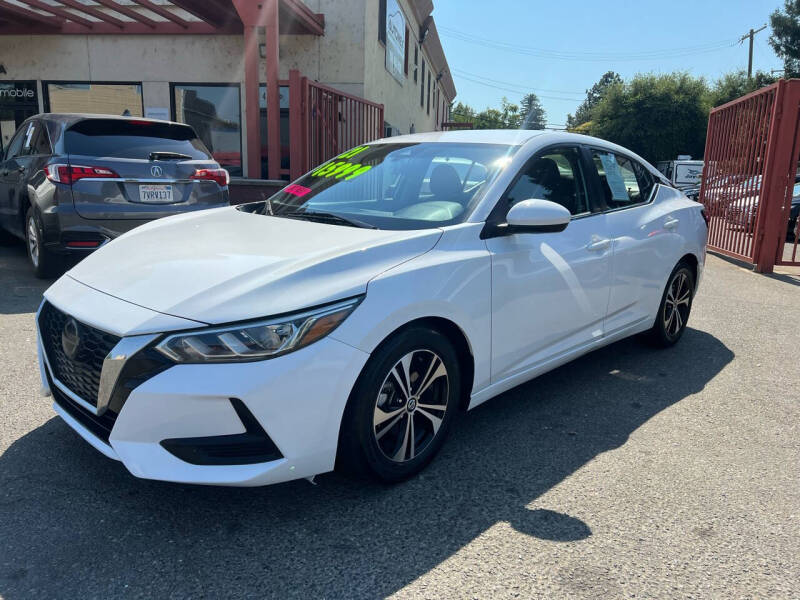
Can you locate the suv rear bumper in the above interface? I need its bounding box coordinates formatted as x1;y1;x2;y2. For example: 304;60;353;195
40;188;228;254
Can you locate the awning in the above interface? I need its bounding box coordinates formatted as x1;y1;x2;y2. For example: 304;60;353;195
0;0;324;36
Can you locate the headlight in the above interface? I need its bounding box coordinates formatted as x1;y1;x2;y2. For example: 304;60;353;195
155;296;362;363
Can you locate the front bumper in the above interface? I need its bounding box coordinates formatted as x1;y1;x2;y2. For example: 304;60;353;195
37;295;370;487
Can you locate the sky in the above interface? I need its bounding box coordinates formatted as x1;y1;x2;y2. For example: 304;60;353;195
433;0;785;128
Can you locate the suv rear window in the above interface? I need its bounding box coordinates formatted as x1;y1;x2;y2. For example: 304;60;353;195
65;119;212;160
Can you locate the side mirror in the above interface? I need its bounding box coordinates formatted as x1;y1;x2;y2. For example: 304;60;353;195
505;199;571;233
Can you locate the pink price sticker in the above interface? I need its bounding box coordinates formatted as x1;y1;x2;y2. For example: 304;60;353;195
283;184;311;197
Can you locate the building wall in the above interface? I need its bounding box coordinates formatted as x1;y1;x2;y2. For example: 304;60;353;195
362;0;451;136
0;0;453;174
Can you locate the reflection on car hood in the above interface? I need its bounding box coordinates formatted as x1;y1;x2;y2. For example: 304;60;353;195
67;207;443;324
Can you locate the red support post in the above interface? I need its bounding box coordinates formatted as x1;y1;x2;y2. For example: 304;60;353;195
264;0;281;180
242;24;261;179
289;69;303;180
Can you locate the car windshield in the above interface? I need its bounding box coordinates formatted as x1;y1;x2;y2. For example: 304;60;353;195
238;142;518;230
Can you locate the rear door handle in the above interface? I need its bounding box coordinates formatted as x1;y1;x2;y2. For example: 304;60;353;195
586;237;611;252
664;217;679;230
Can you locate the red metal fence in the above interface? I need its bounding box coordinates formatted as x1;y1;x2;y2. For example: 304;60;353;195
288;70;384;180
699;79;800;272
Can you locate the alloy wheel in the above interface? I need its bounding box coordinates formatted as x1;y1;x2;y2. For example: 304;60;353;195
663;271;691;339
27;215;39;268
373;349;449;463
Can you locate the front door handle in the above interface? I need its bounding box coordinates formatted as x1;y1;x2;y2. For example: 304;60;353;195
586;236;611;252
664;216;679;230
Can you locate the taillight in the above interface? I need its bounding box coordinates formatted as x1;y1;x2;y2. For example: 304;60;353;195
45;164;119;185
191;168;230;187
701;208;710;228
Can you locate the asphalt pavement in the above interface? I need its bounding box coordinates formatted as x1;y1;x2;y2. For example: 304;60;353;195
0;241;798;599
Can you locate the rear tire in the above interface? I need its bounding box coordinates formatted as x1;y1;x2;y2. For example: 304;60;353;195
337;326;461;483
26;206;62;279
646;261;695;347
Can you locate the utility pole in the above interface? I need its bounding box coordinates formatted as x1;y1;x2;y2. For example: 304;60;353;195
739;25;768;79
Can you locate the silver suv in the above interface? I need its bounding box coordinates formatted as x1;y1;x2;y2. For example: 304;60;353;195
0;114;229;277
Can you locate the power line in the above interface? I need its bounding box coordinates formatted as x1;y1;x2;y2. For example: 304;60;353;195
438;26;739;62
450;68;585;98
453;72;585;101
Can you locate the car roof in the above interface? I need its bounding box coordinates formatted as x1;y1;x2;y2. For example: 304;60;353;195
35;113;187;128
370;129;551;146
369;129;647;156
367;129;666;180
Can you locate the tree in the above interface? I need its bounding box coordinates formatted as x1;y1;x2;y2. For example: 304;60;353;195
708;70;779;107
519;93;546;129
589;73;709;164
770;0;800;77
450;101;477;126
566;71;622;130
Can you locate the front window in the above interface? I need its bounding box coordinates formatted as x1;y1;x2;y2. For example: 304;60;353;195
172;84;242;176
45;82;143;117
240;142;518;230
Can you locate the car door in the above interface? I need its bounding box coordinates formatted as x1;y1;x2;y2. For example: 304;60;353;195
485;145;612;383
0;122;31;234
586;148;676;334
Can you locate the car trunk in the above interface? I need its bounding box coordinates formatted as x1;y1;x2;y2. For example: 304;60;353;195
64;119;227;220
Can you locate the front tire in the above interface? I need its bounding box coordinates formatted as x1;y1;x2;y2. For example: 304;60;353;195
647;261;695;347
26;206;61;279
337;326;461;483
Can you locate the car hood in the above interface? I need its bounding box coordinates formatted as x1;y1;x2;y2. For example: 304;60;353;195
67;207;443;324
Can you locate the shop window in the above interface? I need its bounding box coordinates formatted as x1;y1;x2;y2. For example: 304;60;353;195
259;84;290;179
171;83;242;177
420;62;425;107
44;82;143;117
427;73;431;115
414;47;418;83
378;0;387;44
404;28;410;76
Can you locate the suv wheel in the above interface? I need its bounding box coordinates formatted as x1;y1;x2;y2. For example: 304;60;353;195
337;326;461;482
26;206;61;279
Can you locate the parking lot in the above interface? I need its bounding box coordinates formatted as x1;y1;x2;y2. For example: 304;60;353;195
0;242;798;599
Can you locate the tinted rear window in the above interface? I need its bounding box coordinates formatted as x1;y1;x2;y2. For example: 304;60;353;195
65;119;212;160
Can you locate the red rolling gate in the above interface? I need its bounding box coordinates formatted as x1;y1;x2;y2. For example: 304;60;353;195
699;79;800;272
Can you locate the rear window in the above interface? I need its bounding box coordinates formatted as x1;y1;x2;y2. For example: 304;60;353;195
64;119;212;160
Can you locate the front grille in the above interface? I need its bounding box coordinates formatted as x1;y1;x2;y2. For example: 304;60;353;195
49;371;118;444
38;302;120;406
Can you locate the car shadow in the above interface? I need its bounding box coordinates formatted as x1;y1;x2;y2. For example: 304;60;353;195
0;244;54;315
0;328;733;598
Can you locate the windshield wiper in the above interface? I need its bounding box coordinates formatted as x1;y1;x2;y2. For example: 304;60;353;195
283;210;377;229
149;151;193;161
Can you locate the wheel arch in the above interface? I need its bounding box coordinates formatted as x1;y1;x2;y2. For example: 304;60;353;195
365;316;476;412
678;252;699;286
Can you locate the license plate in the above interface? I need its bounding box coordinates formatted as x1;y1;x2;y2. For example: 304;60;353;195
138;184;173;204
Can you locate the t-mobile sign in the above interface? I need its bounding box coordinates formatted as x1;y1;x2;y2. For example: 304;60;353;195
0;81;37;105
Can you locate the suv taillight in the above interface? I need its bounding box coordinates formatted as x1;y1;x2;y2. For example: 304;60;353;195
45;164;119;185
191;168;230;187
701;208;710;228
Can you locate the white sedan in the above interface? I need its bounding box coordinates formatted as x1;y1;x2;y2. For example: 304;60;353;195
36;130;707;486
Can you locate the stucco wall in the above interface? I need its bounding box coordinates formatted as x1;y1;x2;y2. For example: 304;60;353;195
362;0;451;136
0;1;453;171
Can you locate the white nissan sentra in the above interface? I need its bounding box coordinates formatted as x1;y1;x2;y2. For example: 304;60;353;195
36;130;707;486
